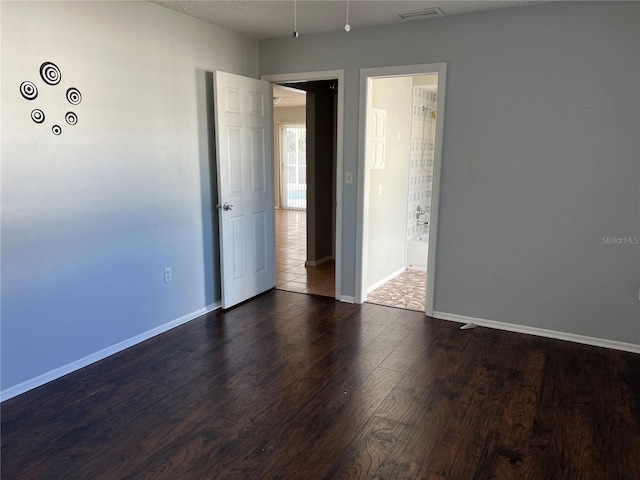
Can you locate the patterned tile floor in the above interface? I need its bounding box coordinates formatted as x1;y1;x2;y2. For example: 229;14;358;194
366;268;427;312
275;209;335;297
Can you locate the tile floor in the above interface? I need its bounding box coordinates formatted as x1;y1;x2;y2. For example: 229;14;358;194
275;209;335;297
366;269;427;312
275;209;426;310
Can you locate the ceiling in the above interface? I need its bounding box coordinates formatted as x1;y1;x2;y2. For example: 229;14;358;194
273;84;306;108
150;1;544;40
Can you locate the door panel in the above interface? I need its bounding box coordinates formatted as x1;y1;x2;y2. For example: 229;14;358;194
253;212;267;273
250;127;266;192
225;88;242;113
214;71;275;308
231;216;247;281
249;92;264;116
228;127;244;194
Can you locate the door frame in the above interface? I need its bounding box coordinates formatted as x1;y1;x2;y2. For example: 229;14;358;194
261;70;345;301
355;63;447;316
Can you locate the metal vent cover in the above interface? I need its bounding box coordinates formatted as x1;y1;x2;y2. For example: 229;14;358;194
398;7;445;20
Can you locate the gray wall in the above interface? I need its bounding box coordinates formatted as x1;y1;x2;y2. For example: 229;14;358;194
367;77;412;289
1;1;258;391
260;2;640;344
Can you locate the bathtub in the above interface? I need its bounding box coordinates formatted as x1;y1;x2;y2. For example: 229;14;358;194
407;232;429;271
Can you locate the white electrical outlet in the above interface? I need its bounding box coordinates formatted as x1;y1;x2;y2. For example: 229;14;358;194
164;267;172;283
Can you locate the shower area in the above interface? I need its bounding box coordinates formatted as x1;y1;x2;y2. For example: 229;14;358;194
365;75;437;311
406;85;437;271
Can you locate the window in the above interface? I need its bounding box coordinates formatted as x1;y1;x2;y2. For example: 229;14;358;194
279;123;306;209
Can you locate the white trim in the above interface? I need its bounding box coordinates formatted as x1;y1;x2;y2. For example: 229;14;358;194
355;77;372;304
366;266;406;294
356;63;447;319
0;303;221;402
433;311;640;354
305;255;334;267
340;295;356;304
425;66;446;317
262;70;345;302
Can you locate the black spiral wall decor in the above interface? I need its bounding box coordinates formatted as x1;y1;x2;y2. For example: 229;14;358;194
31;109;45;124
19;61;83;136
65;112;77;125
40;62;61;86
66;87;82;105
20;81;38;100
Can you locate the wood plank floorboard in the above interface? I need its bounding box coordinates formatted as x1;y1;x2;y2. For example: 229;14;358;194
2;290;640;479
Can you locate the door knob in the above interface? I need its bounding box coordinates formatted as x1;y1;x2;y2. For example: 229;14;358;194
222;202;233;211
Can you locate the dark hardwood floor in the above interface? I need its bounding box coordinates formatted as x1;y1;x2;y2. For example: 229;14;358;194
2;290;639;479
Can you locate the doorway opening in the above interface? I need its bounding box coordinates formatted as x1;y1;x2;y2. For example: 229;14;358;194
356;64;447;315
271;79;339;298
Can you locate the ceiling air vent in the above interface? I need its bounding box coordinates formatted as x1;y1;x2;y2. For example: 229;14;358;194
398;7;444;20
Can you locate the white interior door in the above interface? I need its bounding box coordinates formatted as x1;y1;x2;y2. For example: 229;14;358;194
214;71;275;309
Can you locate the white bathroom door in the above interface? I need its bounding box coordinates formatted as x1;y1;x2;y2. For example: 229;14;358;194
214;71;275;309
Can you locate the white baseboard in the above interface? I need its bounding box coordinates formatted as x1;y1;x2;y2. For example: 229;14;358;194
367;267;406;294
306;255;334;267
433;311;640;354
0;302;221;402
340;295;356;304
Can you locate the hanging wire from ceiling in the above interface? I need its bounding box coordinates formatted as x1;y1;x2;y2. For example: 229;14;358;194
292;0;299;38
344;0;351;32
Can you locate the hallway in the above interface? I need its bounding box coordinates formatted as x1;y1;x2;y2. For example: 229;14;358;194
275;209;335;297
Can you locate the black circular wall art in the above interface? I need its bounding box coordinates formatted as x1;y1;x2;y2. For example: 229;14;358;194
65;111;77;125
66;87;82;105
31;109;45;124
40;62;61;85
20;62;83;135
20;81;38;100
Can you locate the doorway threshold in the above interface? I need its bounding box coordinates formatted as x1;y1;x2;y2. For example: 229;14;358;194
366;268;426;311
